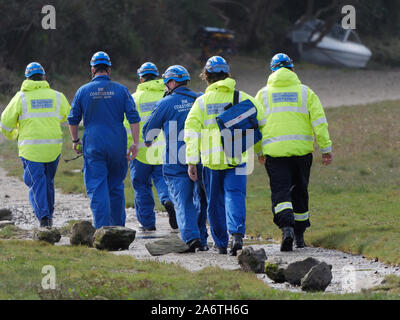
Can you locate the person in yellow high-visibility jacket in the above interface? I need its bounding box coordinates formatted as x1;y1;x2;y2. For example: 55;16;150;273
184;56;267;256
255;53;333;252
123;62;177;231
0;62;71;227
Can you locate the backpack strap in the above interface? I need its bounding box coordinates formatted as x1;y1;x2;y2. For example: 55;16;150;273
233;90;239;105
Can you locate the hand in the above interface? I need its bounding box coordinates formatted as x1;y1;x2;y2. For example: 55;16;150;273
73;141;83;155
258;155;266;165
322;152;333;166
127;144;139;161
188;164;198;182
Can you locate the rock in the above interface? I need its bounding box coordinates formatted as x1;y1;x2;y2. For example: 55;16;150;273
0;220;15;228
284;257;320;286
145;233;190;256
93;226;136;251
70;221;96;246
33;227;61;244
237;246;267;273
0;208;12;221
301;262;333;292
265;262;286;283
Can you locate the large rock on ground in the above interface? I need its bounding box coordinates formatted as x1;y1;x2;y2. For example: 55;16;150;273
0;220;15;228
0;208;12;221
301;262;333;292
238;247;267;273
93;226;136;251
265;261;287;283
145;233;190;256
70;221;96;247
33;227;61;244
284;257;320;286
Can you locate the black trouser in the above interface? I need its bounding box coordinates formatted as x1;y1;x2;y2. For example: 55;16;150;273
265;153;312;233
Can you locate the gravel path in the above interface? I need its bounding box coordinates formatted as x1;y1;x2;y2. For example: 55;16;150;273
1;161;400;295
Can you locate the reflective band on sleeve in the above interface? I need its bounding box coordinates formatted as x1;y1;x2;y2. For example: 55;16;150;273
184;130;200;139
321;145;332;153
266;105;308;115
258;118;267;126
186;155;200;164
302;85;308;109
312;117;327;128
20;92;28;114
262;88;269;111
202;146;224;157
198;96;205;112
274;202;293;214
140;115;150;123
294;212;310;221
224;107;257;128
204;118;217;126
0;121;13;132
126;127;132;135
262;135;314;146
18;139;63;146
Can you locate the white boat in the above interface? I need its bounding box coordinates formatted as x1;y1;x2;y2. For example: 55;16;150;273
289;19;372;68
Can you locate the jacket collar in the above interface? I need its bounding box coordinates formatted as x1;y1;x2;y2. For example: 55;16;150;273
92;75;111;82
21;80;50;92
267;68;301;87
206;77;236;93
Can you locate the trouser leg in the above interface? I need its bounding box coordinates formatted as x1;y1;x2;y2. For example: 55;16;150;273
151;164;170;205
164;175;200;243
265;156;295;229
129;159;156;229
224;164;247;236
108;157;128;227
44;156;60;218
20;157;50;221
203;167;229;249
291;154;312;233
194;179;209;246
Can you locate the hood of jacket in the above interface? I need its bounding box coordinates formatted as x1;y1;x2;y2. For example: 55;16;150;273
206;77;236;93
267;68;301;88
137;79;164;92
21;80;50;92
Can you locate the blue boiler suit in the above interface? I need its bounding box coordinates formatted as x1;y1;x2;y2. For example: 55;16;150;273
142;87;208;245
68;75;140;228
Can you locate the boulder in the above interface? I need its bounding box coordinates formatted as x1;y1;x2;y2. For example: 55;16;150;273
301;262;333;292
0;220;15;228
93;226;136;251
0;208;12;221
145;233;190;256
284;257;320;286
33;227;61;244
70;221;96;247
237;247;267;273
265;261;287;283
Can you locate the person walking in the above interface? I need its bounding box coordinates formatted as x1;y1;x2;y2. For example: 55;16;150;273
143;65;209;252
124;62;178;231
255;53;333;251
68;51;140;229
184;56;266;255
0;62;71;227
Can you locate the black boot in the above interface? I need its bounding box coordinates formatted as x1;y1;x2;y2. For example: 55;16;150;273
214;246;227;254
230;233;243;256
184;238;201;253
40;217;51;228
295;229;306;248
280;227;294;252
163;201;178;230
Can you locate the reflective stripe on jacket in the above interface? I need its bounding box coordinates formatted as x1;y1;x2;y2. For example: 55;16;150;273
184;78;266;170
0;80;71;162
255;68;332;157
124;79;165;165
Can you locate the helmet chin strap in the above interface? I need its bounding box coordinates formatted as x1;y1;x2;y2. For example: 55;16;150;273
164;82;185;97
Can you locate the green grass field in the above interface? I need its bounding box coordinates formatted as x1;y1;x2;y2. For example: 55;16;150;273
1;100;400;299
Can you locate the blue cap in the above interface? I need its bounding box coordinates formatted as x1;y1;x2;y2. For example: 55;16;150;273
25;62;45;78
204;56;230;73
137;62;159;77
90;51;112;67
162;65;190;84
270;53;294;72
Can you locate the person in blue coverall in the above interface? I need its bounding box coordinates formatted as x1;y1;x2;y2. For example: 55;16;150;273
68;52;140;228
142;65;209;252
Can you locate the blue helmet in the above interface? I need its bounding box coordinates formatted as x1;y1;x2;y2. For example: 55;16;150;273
137;62;159;77
204;56;230;73
270;53;294;72
162;65;190;84
90;51;112;67
25;62;45;78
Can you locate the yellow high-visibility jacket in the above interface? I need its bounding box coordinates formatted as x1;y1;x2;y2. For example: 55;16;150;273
123;79;165;165
0;80;71;162
255;68;332;157
184;77;266;170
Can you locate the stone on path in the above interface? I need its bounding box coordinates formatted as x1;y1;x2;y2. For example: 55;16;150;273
145;233;190;256
33;227;61;244
265;260;287;283
301;262;333;292
0;208;12;221
237;246;267;273
93;226;136;251
70;221;96;247
284;257;320;286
